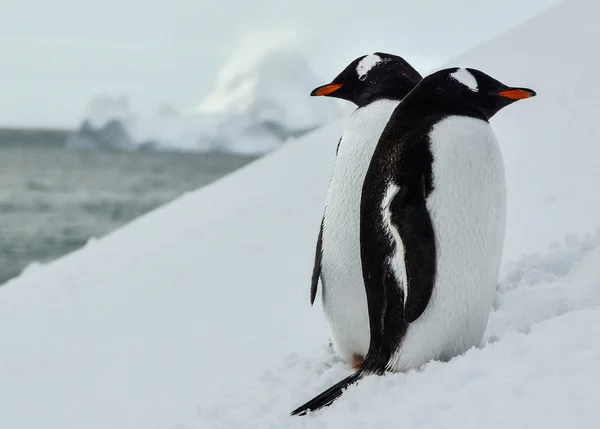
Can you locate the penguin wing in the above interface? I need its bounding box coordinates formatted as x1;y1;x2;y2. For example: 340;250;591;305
310;217;324;305
359;181;409;373
309;136;341;305
388;175;436;323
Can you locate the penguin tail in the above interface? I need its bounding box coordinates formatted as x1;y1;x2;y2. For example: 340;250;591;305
290;370;364;416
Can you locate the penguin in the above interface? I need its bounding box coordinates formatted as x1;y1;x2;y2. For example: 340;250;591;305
291;67;536;415
310;53;422;158
308;53;422;367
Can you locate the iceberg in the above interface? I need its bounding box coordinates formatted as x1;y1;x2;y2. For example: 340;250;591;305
65;51;343;155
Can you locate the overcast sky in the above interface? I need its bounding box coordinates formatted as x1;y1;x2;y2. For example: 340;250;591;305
2;0;560;128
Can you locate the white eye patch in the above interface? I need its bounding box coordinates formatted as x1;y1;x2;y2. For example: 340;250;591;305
357;54;383;81
450;68;479;92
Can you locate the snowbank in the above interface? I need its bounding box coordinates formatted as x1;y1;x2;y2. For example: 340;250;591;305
0;121;341;429
203;230;600;429
2;0;600;428
65;51;342;155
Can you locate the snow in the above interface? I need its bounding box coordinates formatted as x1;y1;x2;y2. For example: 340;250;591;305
2;0;600;428
66;51;342;155
196;51;340;131
450;68;479;91
356;53;383;80
446;0;600;260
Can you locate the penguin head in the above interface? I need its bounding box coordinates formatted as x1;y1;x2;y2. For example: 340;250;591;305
416;67;536;119
310;53;422;107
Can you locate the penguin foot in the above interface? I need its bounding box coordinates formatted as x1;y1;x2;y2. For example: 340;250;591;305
352;354;364;371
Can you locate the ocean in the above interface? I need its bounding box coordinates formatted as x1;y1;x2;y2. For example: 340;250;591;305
0;129;256;285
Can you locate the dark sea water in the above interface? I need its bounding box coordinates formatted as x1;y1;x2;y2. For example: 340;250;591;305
0;129;256;285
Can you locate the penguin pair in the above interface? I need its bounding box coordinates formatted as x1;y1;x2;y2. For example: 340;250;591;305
292;53;536;415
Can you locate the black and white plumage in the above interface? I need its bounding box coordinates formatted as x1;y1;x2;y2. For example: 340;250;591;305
292;67;536;416
308;53;422;354
310;53;423;307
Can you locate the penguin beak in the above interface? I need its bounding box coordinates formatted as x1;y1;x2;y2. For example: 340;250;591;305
497;87;537;100
311;83;343;97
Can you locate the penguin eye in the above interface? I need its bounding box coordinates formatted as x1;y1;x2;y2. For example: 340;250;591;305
359;75;367;82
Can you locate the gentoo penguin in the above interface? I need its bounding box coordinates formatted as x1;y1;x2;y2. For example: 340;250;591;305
309;53;422;156
307;53;422;368
292;67;536;415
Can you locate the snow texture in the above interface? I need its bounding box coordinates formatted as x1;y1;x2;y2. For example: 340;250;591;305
356;53;382;80
2;0;600;428
66;51;342;155
450;68;479;91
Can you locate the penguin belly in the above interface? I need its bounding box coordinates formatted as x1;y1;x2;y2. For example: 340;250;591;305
321;99;400;365
389;115;506;371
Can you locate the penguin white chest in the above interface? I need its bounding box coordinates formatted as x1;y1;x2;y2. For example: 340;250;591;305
321;99;400;363
391;115;506;371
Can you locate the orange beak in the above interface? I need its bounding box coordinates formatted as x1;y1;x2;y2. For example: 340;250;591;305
310;83;343;97
498;88;537;100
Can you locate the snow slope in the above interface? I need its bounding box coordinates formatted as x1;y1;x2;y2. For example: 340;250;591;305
0;121;339;429
2;0;600;428
448;0;600;261
66;51;341;155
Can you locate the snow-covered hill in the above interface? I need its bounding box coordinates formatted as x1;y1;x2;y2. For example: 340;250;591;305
2;0;600;428
65;51;342;155
447;0;600;261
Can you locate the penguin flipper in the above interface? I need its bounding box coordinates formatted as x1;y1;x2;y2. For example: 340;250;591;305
290;370;364;416
310;217;325;305
309;135;342;305
388;176;436;323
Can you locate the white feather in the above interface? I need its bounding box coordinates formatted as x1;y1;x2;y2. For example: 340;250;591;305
389;115;506;371
450;68;479;92
356;54;382;80
321;99;400;364
381;184;408;306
